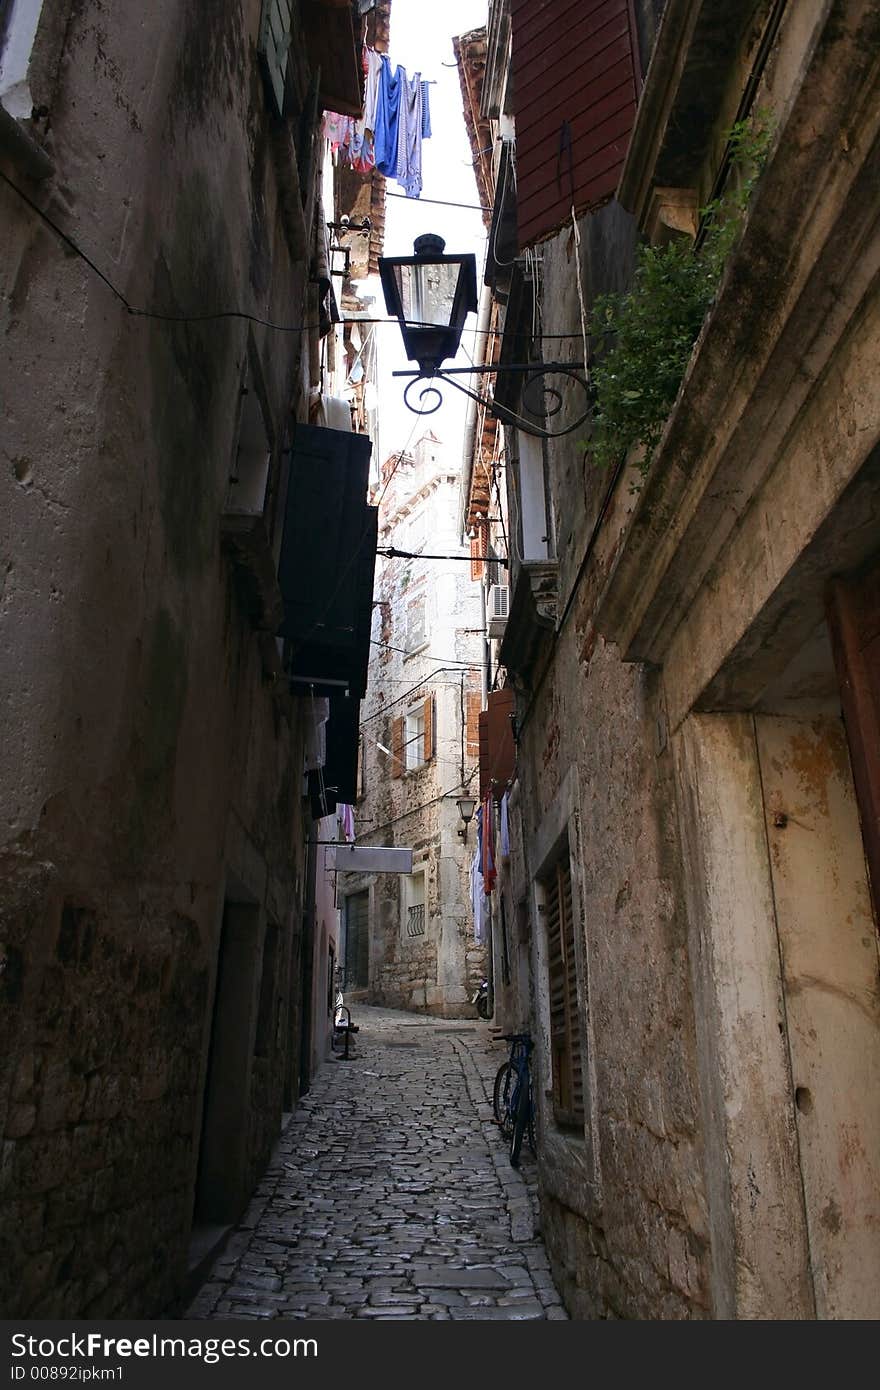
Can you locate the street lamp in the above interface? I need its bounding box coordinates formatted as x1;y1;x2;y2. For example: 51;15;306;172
455;794;477;840
378;234;590;439
379;233;478;376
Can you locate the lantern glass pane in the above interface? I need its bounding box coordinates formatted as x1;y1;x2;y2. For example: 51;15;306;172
394;260;461;329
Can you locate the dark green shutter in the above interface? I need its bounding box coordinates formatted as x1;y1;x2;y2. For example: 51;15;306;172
259;0;293;117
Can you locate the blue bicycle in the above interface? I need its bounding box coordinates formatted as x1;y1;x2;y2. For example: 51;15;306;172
493;1033;536;1168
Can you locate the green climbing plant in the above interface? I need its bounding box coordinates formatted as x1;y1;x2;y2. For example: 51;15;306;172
585;110;773;479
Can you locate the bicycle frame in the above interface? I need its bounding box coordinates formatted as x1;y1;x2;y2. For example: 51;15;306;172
493;1032;535;1167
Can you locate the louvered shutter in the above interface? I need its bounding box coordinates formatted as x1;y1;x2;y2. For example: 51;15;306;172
466;690;482;758
545;856;585;1127
391;716;404;779
487;685;516;799
470;522;489;580
511;0;640;249
423;695;434;763
478;711;490;801
258;0;293;118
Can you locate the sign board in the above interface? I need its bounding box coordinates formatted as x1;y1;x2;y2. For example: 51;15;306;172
328;845;414;874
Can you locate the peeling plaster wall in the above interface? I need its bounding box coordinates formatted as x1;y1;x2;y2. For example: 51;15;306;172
0;0;311;1316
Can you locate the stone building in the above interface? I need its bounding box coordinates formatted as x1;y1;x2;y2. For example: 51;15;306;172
338;433;489;1016
463;0;880;1318
1;0;378;1317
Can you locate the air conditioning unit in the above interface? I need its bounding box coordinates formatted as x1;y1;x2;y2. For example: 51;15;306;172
487;583;509;639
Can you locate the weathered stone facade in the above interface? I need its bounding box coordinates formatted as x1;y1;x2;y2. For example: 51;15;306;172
0;0;365;1317
472;0;880;1319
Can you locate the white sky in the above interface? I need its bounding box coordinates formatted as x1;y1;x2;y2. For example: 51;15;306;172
357;0;491;471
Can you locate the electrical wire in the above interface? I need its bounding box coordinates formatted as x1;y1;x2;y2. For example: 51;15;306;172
1;169;599;344
385;190;491;212
359;665;478;727
377;546;507;565
354;767;479;842
369;637;477;665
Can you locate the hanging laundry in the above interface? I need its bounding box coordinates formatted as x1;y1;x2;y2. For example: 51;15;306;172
470;851;485;943
326;48;432;195
396;70;432;199
500;790;510;862
339;804;356;843
363;45;383;134
481;794;497;894
374;54;401;178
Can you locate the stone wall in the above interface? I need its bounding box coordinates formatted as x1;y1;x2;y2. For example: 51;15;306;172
0;0;312;1316
511;628;709;1318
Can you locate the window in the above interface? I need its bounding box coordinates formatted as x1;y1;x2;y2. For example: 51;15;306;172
404;871;426;938
0;0;44;118
405;594;427;655
470;520;489;579
391;695;434;776
407;508;427;554
541;853;585;1128
405;704;426;771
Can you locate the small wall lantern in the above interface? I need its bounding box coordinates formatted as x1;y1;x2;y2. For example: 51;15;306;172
455;794;477;840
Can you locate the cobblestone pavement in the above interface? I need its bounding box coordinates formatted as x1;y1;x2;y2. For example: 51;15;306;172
186;1006;568;1320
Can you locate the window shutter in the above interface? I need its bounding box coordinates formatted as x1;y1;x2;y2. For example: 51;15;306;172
478;710;490;802
470;522;489;580
487;685;516;799
511;0;640;249
545;856;585;1128
258;0;293;118
391;716;405;779
466;690;482;759
423;694;434;763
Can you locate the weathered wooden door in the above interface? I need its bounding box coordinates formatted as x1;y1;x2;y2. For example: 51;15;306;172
345;890;369;991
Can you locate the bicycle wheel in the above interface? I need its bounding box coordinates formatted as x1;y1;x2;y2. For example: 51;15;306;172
510;1073;531;1168
493;1062;514;1134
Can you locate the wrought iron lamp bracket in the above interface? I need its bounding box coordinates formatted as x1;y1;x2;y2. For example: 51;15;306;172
393;361;590;439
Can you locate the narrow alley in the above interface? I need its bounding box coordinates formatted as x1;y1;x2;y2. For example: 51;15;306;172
185;1009;567;1321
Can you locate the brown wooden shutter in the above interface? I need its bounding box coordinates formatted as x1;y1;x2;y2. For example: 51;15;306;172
478;711;491;801
511;0;640;249
391;715;405;779
487;685;516;799
827;557;880;916
466;690;482;759
545;856;585;1128
470;522;489;580
423;694;434;763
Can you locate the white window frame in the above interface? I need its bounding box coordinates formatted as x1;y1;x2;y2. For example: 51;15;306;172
403;870;426;938
405;703;426;772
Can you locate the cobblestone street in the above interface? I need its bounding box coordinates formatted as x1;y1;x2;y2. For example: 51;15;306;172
186;1007;567;1321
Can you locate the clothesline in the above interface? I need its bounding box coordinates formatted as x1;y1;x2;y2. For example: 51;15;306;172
324;44;433;199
